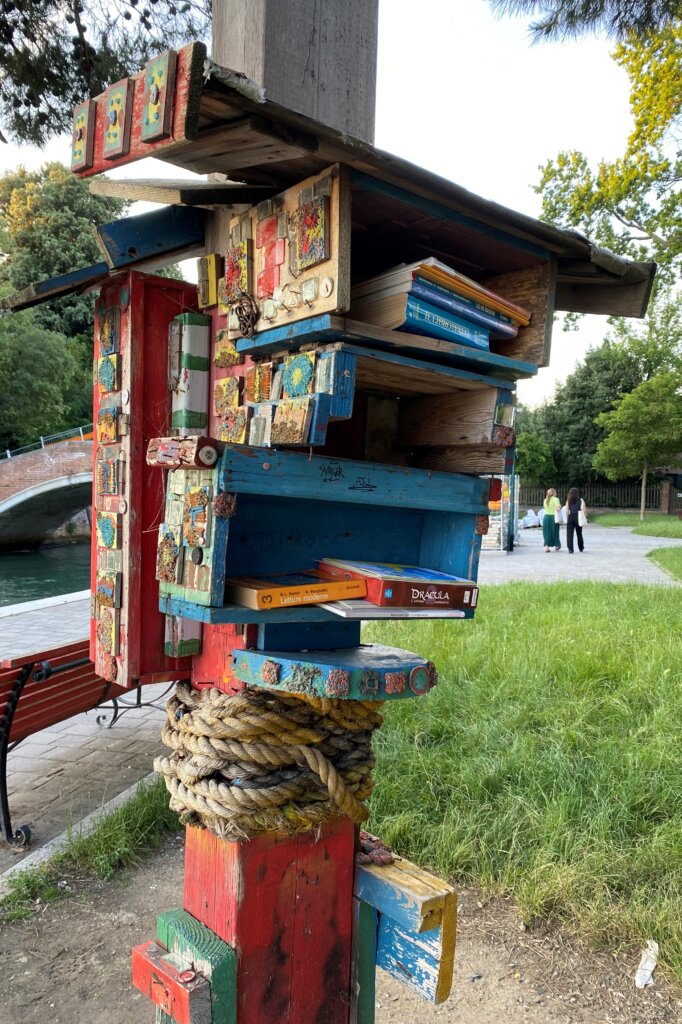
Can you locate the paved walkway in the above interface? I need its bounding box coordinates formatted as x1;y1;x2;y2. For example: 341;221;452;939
479;522;682;585
0;594;167;873
0;523;679;873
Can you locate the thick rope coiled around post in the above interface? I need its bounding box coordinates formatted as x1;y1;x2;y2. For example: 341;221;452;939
154;682;383;840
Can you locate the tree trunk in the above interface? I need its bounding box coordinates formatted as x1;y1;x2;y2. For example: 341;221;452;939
640;462;647;521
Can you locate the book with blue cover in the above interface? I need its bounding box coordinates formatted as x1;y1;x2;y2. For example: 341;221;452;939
400;295;489;350
350;258;531;340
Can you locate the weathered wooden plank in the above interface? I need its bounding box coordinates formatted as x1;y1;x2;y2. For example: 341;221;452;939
0;262;109;312
412;446;509;475
236;314;537;380
157;909;237;1024
95;206;207;269
354;858;456;935
256;619;361;651
485;261;557;368
398;389;499;448
89;178;280;208
230;643;437;700
183;820;355;1024
72;42;206;178
131;940;212;1024
217;445;490;514
350;899;377;1024
375;892;456;1005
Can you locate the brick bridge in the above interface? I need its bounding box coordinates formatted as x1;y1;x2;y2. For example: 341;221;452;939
0;442;92;549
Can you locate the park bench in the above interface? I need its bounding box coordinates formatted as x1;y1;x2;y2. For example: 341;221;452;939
0;640;127;848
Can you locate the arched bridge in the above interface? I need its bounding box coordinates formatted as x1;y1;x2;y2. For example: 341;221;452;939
0;440;92;550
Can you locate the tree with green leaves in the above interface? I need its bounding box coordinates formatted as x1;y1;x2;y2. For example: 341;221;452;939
0;0;210;145
593;372;682;519
0;311;80;450
514;431;557;487
535;25;682;284
489;1;682;41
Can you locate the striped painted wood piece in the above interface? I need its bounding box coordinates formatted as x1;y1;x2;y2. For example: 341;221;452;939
157;909;237;1024
230;643;437;700
354;857;456;935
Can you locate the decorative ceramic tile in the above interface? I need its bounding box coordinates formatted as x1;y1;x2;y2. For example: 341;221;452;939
97;354;119;393
225;241;251;302
103;79;133;159
96;457;120;496
96;606;120;657
270;397;311;445
213;331;242;367
98;305;120;355
214;376;240;416
71;99;95;171
95;570;122;611
96;405;119;445
96;512;122;550
219;406;249;444
141;50;177;141
245;363;272;404
182;485;212;547
156;524;184;583
282;352;315;398
296;196;329;271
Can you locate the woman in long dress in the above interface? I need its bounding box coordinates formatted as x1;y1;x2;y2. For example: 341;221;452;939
542;488;562;552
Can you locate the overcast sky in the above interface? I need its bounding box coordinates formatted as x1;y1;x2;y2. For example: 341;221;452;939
0;0;635;405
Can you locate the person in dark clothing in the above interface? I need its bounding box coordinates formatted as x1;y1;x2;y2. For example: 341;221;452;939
565;486;587;553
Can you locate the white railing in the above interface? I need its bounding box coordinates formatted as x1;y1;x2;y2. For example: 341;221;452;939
1;424;93;461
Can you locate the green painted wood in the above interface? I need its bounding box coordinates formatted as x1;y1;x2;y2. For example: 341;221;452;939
350;899;377;1024
157;908;237;1024
231;643;437;701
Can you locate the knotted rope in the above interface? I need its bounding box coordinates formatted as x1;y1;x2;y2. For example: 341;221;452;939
155;681;383;840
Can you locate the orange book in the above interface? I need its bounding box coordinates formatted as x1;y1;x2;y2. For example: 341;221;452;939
224;572;366;610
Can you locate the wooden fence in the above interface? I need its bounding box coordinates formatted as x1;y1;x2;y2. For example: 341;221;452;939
519;480;662;511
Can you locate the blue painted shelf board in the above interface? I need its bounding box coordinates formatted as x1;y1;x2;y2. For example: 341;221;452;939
218;445;490;514
236;315;536;381
159;596;475;626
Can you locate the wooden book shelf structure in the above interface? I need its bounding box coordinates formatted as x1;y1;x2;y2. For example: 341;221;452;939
4;39;654;1024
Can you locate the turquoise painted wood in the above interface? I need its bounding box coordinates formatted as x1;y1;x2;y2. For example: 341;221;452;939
257;620;361;651
159;595;475;625
316;349;356;418
235;315;536;380
230;643;437;700
218;445;490;514
96;206;207;269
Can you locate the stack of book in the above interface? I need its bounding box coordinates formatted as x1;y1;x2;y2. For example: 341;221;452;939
350;258;531;352
224;560;478;618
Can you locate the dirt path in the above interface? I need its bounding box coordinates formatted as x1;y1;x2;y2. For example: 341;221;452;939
0;835;679;1024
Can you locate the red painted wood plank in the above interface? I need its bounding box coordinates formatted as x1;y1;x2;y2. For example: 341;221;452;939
72;43;206;179
191;624;255;694
183;818;355;1024
132;940;211;1023
2;639;90;670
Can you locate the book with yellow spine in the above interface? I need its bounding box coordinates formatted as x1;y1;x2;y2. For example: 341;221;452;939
225;572;366;610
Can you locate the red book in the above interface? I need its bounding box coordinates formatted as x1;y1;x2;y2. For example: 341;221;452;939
316;559;478;610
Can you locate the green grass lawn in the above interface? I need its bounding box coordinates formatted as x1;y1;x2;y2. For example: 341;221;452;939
648;547;682;582
592;511;682;537
365;581;682;980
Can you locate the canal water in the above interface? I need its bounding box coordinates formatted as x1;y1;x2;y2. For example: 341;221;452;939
0;544;90;608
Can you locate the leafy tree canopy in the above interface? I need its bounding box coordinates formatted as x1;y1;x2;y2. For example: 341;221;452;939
515;431;557;487
0;311;79;450
0;0;210;145
535;25;682;284
593;370;682;516
489;1;682;41
528;293;681;485
0;162;127;339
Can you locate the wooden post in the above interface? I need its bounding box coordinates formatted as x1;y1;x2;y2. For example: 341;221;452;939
211;0;378;143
